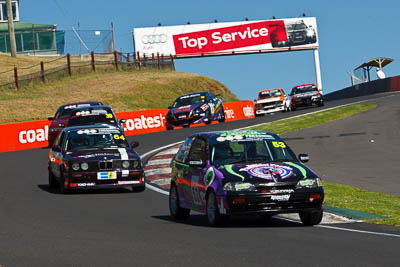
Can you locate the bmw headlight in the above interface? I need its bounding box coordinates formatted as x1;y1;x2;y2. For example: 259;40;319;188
296;178;323;188
80;162;89;171
132;160;140;168
72;163;80;171
223;182;257;192
122;160;130;168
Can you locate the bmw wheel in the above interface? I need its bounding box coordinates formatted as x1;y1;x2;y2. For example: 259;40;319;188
48;170;58;189
299;209;323;226
169;184;190;221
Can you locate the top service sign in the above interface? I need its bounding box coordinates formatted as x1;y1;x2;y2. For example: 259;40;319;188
133;17;319;57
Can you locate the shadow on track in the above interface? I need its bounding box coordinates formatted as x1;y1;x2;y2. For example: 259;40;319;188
37;184;135;195
152;214;304;228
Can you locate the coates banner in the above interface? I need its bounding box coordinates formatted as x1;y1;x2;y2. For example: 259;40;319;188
133;17;318;57
0;101;255;153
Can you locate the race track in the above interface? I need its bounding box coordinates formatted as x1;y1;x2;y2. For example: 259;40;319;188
0;92;399;266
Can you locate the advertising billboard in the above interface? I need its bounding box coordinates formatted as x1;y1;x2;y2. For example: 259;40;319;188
133;17;319;58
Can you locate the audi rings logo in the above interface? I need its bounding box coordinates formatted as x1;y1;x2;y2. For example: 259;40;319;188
142;34;168;44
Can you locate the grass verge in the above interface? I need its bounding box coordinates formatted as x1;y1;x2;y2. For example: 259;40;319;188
250;104;400;226
324;182;400;226
249;104;376;134
0;69;238;124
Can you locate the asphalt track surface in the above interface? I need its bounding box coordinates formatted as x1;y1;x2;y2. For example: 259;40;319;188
0;92;399;266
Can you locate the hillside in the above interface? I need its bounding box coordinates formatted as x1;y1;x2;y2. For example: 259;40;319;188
0;55;239;123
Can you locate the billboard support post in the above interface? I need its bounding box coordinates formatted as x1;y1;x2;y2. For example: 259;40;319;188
313;48;323;92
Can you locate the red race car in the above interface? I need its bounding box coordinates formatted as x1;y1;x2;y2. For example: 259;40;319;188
47;101;103;147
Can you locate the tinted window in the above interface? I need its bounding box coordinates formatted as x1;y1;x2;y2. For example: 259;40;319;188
292;85;317;95
172;93;206;107
188;138;206;161
65;129;128;150
210;135;297;164
259;90;282;99
175;138;193;162
54;103;102;119
68;113;117;127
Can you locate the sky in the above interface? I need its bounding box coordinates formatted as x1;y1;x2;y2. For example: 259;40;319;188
20;0;400;100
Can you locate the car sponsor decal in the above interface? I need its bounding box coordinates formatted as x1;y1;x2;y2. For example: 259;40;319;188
284;162;307;178
239;164;293;180
224;165;245;181
118;180;140;185
97;171;117;180
204;167;215;187
200;104;208;111
270;194;290;201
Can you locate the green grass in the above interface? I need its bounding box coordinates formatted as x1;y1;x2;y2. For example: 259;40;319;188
249;104;377;134
324;182;400;226
250;103;400;226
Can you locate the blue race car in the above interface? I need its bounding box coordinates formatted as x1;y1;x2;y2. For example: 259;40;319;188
169;130;324;226
165;91;225;130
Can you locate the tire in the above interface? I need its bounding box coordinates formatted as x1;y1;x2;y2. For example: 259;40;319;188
58;174;68;194
206;190;228;227
291;105;297;111
169;184;190;221
166;126;174;131
48;170;58;189
218;109;225;123
59;177;66;194
299;209;323;226
317;101;324;107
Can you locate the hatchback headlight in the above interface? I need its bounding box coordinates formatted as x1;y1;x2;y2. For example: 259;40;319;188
223;182;257;192
296;178;323;188
122;160;130;168
72;163;80;171
81;162;89;171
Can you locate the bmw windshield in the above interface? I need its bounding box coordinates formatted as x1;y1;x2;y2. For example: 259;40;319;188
65;129;128;150
210;134;297;165
259;90;282;99
172;94;206;107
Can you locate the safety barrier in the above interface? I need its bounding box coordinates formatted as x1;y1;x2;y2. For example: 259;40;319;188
0;101;254;153
324;75;400;102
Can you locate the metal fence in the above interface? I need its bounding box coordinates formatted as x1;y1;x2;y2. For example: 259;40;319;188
0;51;175;90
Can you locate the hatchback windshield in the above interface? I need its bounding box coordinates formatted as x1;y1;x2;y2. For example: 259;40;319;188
210;135;297;165
65;129;128;150
173;94;206;107
293;85;317;94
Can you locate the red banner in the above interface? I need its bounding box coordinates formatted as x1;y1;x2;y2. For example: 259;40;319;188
173;21;287;56
0;101;255;153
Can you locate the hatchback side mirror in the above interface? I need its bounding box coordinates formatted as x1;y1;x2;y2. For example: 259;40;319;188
298;154;309;163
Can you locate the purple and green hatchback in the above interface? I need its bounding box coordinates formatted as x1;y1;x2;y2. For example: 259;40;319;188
169;130;324;226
